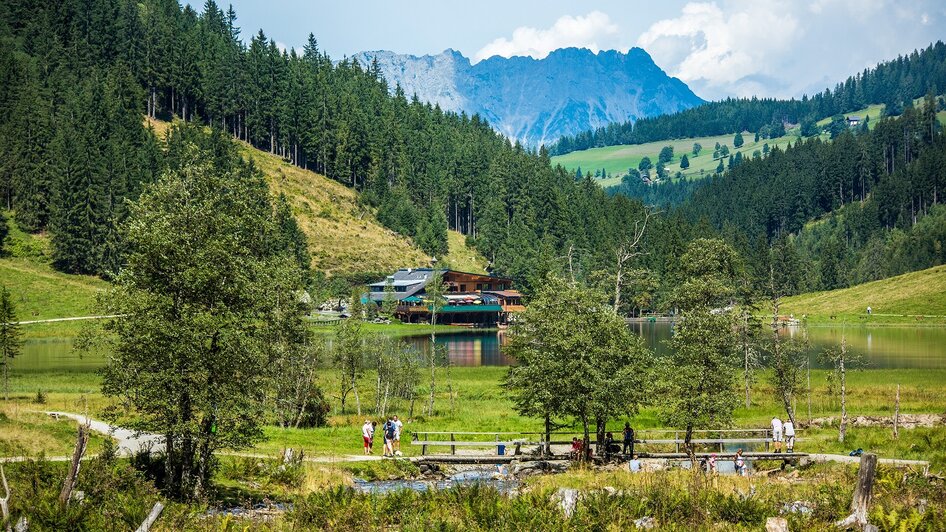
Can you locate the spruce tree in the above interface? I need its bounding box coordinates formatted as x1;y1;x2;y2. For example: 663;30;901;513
0;285;22;401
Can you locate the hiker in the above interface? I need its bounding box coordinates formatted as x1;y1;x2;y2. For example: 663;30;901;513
784;419;796;453
735;448;747;476
771;416;783;453
362;419;374;455
383;417;396;457
708;453;718;473
393;415;404;454
622;422;635;456
370;421;377;453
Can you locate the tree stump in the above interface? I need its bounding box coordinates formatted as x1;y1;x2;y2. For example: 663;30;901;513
835;453;877;529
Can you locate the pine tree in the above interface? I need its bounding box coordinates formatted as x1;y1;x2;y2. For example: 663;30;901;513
0;285;23;401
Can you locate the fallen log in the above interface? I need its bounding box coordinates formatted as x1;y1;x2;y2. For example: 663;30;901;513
135;502;165;532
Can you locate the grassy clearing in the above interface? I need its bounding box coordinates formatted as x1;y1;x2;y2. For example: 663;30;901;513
0;219;107;324
442;230;488;274
816;103;885;127
781;265;946;324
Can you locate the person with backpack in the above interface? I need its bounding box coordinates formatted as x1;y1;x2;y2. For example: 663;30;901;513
383;417;397;457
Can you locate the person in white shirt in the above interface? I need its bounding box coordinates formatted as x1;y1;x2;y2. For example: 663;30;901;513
783;419;796;453
392;415;404;454
771;416;784;453
362;419;374;455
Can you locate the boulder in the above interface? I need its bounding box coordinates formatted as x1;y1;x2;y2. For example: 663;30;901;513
552;488;580;518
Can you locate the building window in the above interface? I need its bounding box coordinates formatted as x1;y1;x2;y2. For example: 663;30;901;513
476;283;482;291
460;284;466;292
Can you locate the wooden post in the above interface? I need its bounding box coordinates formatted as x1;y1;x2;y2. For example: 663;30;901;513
675;431;679;453
835;453;878;529
893;384;900;439
450;433;456;455
422;433;428;456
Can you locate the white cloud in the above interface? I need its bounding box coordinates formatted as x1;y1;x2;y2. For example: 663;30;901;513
637;1;799;98
637;0;944;100
475;11;619;62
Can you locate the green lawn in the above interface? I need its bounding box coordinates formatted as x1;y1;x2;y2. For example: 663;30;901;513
781;265;946;324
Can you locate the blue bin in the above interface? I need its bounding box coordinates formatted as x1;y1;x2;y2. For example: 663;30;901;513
497;444;506;455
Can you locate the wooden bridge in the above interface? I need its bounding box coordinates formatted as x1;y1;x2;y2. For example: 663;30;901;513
411;428;803;461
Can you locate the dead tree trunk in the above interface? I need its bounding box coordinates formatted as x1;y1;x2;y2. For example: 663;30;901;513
839;337;848;443
59;423;90;506
1;464;10;532
893;384;900;439
835;453;877;529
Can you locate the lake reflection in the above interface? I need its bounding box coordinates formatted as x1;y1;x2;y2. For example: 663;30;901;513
17;323;946;370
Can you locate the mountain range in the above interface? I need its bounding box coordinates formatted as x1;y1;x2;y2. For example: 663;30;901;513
352;47;705;147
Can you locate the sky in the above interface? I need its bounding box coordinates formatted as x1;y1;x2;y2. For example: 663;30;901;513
214;0;946;101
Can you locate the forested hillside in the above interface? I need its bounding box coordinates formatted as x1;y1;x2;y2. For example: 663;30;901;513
0;0;683;302
678;99;946;293
550;41;946;155
1;0;943;308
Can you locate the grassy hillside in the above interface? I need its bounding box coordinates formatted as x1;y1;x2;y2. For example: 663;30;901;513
238;144;431;276
0;222;106;323
442;230;488;273
781;265;946;324
552;130;796;187
148;118;435;276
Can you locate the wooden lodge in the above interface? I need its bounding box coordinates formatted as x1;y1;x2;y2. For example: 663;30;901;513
366;268;525;326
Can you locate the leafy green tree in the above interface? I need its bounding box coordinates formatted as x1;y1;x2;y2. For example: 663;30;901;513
680;154;689;169
638;156;652;172
660;309;740;458
658;145;673;164
692;143;702;156
93;141;309;501
716;160;725;174
270;335;328;429
733;132;744;148
381;278;397;317
0;285;23;401
504;275;651;459
334;317;365;415
661;238;743;458
424;271;446;415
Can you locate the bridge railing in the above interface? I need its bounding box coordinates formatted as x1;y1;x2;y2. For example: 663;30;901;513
410;428;800;456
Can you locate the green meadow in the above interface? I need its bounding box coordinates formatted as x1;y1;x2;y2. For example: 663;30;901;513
551;130;798;187
781;264;946;324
